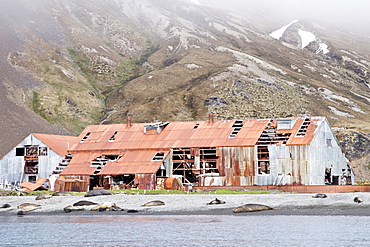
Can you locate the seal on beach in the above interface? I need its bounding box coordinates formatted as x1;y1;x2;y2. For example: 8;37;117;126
1;203;11;209
64;205;86;213
142;200;165;207
312;193;327;198
84;188;112;197
73;200;98;206
35;194;52;200
52;192;72;196
17;203;41;213
207;198;226;205
91;201;122;211
354;197;363;203
233;204;275;213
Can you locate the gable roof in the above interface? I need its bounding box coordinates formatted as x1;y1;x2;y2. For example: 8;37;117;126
33;133;78;157
60;117;324;176
69;117;323;152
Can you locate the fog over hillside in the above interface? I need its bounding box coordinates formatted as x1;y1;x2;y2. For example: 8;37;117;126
0;0;369;180
197;0;370;36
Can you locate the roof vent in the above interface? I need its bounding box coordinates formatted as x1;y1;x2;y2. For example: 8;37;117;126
144;122;169;134
229;120;243;138
193;123;200;129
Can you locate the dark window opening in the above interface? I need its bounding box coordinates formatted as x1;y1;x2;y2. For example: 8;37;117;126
257;146;270;175
80;132;91;143
24;160;38;174
38;147;48;156
16;147;25;156
258;161;270;175
27;175;37;183
326;139;332;147
325;168;332;184
152;152;165;161
108;131;118;142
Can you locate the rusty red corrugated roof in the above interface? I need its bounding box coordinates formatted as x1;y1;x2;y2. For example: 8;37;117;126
33;133;78;157
99;150;169;175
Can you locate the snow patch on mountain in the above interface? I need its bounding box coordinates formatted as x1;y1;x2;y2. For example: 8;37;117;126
189;0;201;5
216;46;287;75
319;87;366;114
328;106;354;118
316;43;329;54
298;30;315;49
269;20;298;39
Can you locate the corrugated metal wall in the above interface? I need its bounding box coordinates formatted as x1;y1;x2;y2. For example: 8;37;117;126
219;147;255;186
0;134;63;184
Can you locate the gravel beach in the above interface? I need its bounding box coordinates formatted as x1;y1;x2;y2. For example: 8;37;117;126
1;192;370;216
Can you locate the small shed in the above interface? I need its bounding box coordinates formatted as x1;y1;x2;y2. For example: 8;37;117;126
59;116;352;191
0;133;78;186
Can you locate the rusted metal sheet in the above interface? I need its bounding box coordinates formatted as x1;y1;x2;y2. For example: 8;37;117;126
99;150;169;175
54;176;89;192
136;174;156;190
218;147;255;186
194;185;370;193
19;177;47;191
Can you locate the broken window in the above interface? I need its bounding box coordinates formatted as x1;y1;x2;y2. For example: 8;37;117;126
25;146;39;158
38;147;48;156
108;131;118;142
172;147;219;185
152;152;165;161
80;132;91;143
24;160;38;174
229;120;243;138
257;146;270;175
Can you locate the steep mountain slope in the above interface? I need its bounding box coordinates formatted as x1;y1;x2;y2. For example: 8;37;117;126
0;0;369;179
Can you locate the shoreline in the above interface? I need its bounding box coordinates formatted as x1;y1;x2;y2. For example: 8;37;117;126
1;192;370;216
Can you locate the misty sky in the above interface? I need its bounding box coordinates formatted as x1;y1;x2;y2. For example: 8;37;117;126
197;0;370;35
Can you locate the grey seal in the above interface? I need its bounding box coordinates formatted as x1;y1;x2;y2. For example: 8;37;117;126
52;192;72;196
233;204;275;213
84;189;112;197
91;202;123;211
35;194;52;200
73;200;98;206
17;203;41;214
141;200;165;206
1;204;11;208
312;193;327;198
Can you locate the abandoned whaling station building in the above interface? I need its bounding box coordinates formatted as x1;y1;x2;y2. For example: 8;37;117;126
58;115;353;191
0;134;78;186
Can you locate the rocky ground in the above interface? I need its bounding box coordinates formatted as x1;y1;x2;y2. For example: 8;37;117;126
1;192;370;216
